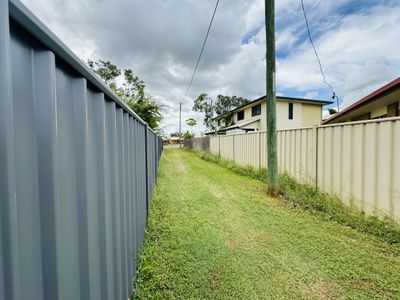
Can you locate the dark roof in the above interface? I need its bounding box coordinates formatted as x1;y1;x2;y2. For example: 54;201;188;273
322;76;400;124
217;119;260;132
213;95;333;120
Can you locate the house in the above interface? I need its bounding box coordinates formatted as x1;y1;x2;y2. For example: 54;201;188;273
163;136;181;145
323;77;400;124
209;95;332;135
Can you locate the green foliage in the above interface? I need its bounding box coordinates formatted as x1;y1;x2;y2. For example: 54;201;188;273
185;117;197;133
214;95;249;115
126;98;162;130
220;113;234;127
87;59;162;129
193;94;249;130
182;131;194;140
186;118;197;134
196;151;400;246
193;93;215;130
328;108;338;115
87;59;121;84
186;118;197;127
170;132;180;137
122;69;146;101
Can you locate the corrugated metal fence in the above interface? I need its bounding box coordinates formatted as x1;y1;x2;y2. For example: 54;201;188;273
0;1;163;299
203;118;400;221
183;136;210;152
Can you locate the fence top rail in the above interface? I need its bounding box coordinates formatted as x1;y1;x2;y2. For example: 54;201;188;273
276;117;400;131
317;116;400;128
276;127;314;132
9;0;157;134
215;131;264;137
211;129;311;136
209;116;400;136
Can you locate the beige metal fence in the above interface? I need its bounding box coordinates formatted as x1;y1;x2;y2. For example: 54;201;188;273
209;117;400;220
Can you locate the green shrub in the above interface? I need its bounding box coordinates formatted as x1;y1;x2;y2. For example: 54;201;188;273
194;150;400;246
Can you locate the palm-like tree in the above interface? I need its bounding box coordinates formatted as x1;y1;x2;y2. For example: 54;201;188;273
186;118;197;134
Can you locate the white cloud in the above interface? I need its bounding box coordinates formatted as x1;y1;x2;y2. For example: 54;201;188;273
276;3;400;103
304;91;319;99
20;0;400;135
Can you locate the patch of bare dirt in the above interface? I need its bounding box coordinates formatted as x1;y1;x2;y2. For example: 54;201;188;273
301;281;341;300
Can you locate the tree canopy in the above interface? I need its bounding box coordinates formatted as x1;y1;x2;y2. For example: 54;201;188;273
183;131;194;140
193;93;249;130
170;132;180;137
87;59;163;130
186;118;197;133
193;94;214;130
186;118;197;127
214;95;250;115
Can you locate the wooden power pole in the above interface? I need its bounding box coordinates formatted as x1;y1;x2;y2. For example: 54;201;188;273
265;0;278;195
179;101;182;148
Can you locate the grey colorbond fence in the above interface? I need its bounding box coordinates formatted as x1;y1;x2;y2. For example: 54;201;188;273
0;0;163;299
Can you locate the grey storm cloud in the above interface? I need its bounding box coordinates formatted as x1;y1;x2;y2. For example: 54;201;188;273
20;0;400;134
22;0;257;134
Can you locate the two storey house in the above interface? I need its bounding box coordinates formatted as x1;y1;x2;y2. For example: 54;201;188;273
210;95;332;135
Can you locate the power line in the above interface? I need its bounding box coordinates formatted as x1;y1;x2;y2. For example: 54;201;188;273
185;0;220;97
300;0;339;111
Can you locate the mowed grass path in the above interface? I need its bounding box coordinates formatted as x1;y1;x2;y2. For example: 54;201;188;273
135;149;400;299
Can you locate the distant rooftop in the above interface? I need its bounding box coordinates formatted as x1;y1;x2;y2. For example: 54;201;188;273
323;76;400;124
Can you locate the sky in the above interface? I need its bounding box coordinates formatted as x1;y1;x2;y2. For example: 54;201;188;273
21;0;400;135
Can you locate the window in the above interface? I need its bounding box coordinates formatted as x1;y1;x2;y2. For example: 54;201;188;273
288;103;293;120
252;104;261;117
237;110;245;121
217;119;221;126
372;114;387;120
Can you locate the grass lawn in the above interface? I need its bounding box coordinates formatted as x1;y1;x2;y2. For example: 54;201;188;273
135;149;400;299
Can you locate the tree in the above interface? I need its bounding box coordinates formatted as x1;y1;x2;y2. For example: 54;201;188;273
193;93;214;130
193;93;249;130
87;59;163;129
87;59;121;85
183;131;194;140
186;118;197;133
127;98;161;129
214;95;249;115
328;108;337;115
